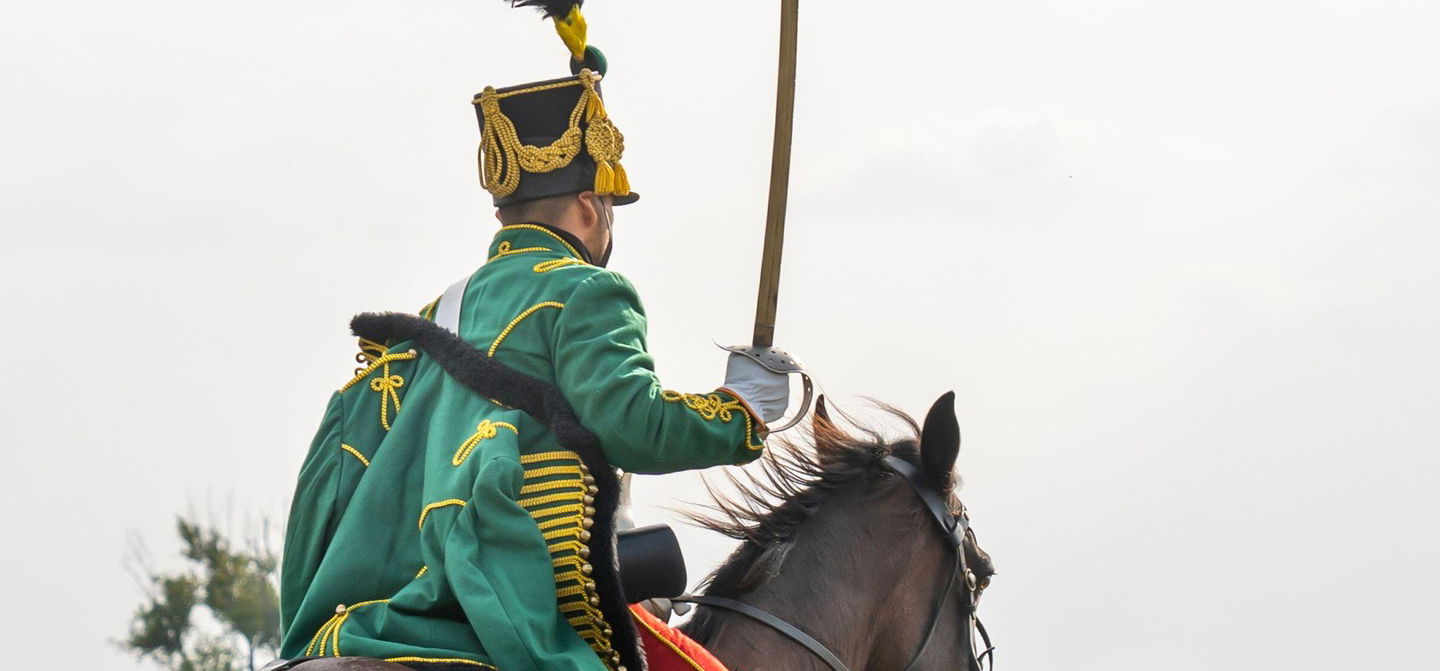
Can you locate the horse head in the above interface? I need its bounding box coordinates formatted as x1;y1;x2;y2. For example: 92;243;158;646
684;392;994;671
911;392;995;607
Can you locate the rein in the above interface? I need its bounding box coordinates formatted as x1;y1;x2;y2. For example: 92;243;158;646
673;595;849;671
675;457;992;671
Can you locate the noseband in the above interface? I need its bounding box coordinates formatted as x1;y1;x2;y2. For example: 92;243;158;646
676;456;992;671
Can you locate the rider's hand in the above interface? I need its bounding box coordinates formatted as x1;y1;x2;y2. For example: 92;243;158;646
721;352;791;425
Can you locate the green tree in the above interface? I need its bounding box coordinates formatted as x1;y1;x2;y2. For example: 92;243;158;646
125;516;280;671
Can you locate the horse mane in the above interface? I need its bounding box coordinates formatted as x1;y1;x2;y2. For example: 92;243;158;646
683;402;944;641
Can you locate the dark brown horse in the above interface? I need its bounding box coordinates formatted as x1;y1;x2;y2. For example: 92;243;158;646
680;393;995;671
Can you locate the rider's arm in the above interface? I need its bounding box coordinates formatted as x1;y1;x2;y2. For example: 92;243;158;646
551;271;765;474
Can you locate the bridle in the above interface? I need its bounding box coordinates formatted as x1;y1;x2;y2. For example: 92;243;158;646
674;456;993;671
883;456;993;671
676;456;992;671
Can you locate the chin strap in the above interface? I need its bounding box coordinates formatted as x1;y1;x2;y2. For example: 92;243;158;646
596;195;614;268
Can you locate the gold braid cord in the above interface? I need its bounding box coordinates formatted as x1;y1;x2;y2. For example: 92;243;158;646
475;70;631;199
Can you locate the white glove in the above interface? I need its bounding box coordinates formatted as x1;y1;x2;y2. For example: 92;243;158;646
722;352;791;424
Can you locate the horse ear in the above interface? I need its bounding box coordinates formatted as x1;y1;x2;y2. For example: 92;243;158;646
811;395;851;459
919;392;960;491
813;394;833;427
811;395;837;441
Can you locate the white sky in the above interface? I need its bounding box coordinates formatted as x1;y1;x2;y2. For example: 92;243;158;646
3;0;1438;668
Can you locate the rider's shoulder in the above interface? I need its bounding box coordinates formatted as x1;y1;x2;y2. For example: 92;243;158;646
558;265;640;301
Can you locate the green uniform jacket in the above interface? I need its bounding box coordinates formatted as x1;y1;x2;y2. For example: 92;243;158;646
280;224;765;671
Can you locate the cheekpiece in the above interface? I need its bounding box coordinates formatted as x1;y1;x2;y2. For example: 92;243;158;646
473;68;638;208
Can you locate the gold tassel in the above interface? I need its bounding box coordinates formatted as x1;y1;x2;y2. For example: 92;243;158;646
585;90;606;123
594;160;615;195
612;161;630;196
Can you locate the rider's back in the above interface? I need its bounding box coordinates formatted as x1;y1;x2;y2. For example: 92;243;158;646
279;224;765;671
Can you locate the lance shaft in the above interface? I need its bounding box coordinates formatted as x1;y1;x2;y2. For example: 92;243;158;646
752;0;799;349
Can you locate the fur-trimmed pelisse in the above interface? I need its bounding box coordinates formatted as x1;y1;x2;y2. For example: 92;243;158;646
349;311;644;671
507;0;582;19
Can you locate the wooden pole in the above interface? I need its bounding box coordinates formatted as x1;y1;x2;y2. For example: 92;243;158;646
751;0;799;348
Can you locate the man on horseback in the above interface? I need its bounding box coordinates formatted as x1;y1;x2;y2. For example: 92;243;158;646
275;32;792;671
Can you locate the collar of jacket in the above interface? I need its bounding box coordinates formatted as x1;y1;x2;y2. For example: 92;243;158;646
487;223;594;266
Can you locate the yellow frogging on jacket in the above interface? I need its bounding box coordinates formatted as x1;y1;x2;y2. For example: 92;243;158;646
340;349;419;432
518;450;621;671
453;420;519;466
663;390;765;451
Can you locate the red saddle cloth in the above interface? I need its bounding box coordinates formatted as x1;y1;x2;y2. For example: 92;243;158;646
628;604;730;671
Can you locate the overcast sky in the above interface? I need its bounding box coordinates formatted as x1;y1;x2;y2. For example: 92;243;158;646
3;0;1438;668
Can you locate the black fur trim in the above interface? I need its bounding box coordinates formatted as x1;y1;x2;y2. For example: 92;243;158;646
350;312;643;671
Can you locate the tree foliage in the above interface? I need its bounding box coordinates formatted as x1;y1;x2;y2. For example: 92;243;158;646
125;516;280;671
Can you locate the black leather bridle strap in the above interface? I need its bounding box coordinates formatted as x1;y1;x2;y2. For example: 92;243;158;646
885;456;991;671
883;457;968;548
671;595;852;671
897;558;962;671
975;617;995;668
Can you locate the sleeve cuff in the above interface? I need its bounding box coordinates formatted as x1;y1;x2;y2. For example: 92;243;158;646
717;385;771;437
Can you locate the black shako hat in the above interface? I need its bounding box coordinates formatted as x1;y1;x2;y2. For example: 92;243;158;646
473;68;638;208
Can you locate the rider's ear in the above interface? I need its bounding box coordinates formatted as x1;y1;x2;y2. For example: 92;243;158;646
919;392;960;492
576;190;599;227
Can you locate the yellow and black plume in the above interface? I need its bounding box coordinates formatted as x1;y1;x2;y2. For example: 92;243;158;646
508;0;582;20
503;0;590;63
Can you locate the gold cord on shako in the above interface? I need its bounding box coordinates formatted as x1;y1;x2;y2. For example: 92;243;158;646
475;1;637;208
474;70;629;199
